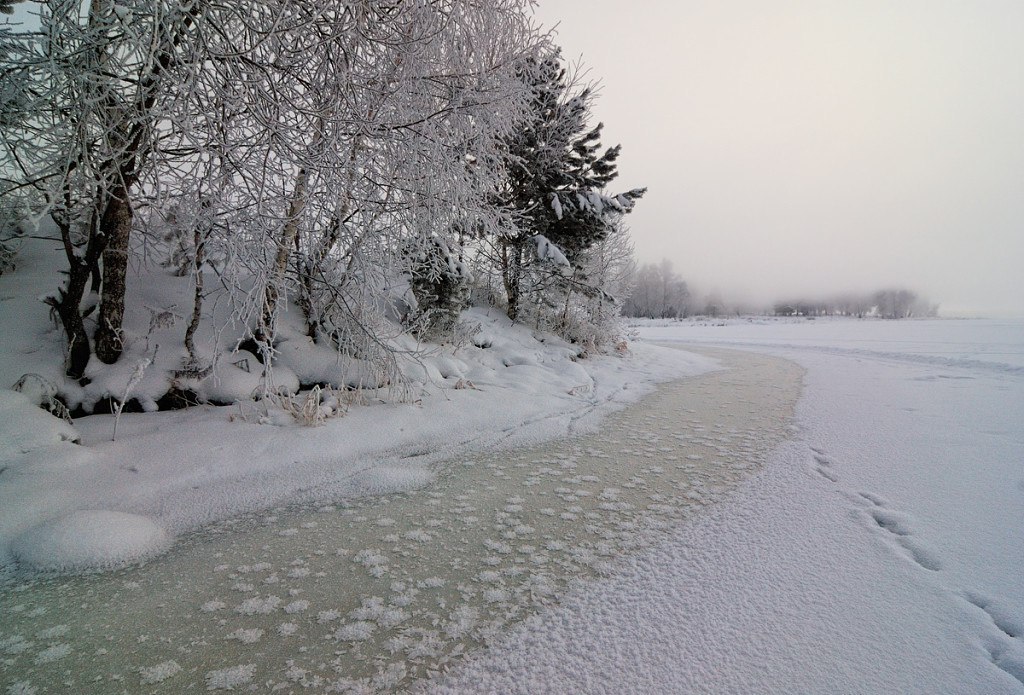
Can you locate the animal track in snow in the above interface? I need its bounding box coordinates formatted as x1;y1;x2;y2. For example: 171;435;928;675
817;458;943;573
857;491;888;507
961;593;1024;684
868;508;912;536
865;506;942;572
814;465;839;482
809;447;838;482
965;593;1023;640
815;451;1020;686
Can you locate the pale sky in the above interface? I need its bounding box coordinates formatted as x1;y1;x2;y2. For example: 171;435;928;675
533;0;1024;316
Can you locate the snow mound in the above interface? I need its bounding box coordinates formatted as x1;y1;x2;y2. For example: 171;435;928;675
11;510;172;573
0;389;80;453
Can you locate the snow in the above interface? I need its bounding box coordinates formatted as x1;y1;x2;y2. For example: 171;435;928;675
550;193;563;220
0;239;716;576
10;510;170;573
0;390;80;454
4;233;1023;692
531;234;571;269
427;317;1024;694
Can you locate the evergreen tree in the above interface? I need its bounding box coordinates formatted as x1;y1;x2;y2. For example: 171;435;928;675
495;50;645;321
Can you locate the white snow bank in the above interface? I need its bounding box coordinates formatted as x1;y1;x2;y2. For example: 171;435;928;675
11;510;171;572
0;277;716;578
0;389;80;454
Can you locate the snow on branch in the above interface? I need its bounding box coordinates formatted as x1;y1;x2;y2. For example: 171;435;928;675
550;193;563;220
531;234;571;271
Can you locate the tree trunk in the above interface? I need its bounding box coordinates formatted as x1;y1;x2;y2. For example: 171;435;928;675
501;239;522;322
94;186;133;363
53;260;93;379
259;168;309;344
184;223;205;363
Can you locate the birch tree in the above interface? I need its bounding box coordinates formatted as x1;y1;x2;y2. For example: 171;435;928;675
3;0;545;394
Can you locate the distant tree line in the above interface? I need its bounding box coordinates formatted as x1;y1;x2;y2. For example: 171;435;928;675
622;259;939;320
772;289;938;319
622;260;691;318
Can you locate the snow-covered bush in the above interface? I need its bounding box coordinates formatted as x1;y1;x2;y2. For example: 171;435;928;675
404;236;474;340
0;238;14;276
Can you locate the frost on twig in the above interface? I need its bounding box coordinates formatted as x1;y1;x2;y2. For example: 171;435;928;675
112;349;155;441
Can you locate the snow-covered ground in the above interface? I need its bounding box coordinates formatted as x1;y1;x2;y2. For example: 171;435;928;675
430;318;1024;693
4;252;1023;694
0;238;717;576
0;348;799;693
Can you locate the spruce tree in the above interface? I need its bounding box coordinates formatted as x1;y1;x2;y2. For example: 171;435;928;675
497;50;645;321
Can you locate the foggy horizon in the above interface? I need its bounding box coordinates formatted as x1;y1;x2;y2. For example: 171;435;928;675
534;0;1024;318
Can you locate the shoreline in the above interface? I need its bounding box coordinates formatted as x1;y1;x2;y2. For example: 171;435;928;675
0;347;803;693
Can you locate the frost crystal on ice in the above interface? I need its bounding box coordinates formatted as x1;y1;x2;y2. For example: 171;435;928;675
33;643;71;664
205;664;256;690
140;660;182;685
234;595;281;615
334;621;375;641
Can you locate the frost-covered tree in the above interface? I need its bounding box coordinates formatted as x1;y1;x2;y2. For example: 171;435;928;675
872;288;936;319
2;0;220;376
3;0;543;390
549;219;636;349
203;0;542;368
488;51;645;321
623;259;691;319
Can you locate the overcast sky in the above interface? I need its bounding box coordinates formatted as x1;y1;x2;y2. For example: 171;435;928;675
533;0;1024;316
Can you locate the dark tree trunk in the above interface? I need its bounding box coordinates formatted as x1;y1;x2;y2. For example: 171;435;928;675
49;207;105;380
501;240;522;322
53;260;93;379
94;186;133;364
183;223;205;363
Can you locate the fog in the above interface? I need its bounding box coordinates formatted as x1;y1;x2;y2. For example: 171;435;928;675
533;0;1024;317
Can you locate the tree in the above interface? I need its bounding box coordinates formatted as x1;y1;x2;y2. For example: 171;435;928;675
3;0;543;388
3;0;218;376
872;288;937;318
490;51;645;321
622;259;690;318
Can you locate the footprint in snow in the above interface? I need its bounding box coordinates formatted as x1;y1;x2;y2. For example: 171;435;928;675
865;507;942;572
964;592;1023;640
857;491;888;507
809;447;838;482
814;465;839;482
963;592;1024;685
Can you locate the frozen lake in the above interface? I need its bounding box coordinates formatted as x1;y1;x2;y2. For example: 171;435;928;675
3;317;1021;694
433;318;1024;693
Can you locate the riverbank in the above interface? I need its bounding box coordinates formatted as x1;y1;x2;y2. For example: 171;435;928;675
0;348;802;693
